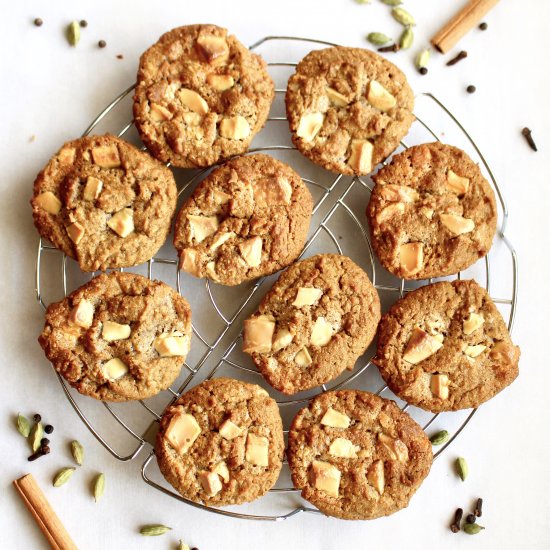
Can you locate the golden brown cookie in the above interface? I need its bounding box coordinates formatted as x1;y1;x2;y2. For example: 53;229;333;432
155;378;284;506
173;154;313;286
243;254;381;394
38;272;192;402
133;24;274;168
287;390;432;520
367;142;497;279
373;280;520;412
285;46;414;176
31;135;177;272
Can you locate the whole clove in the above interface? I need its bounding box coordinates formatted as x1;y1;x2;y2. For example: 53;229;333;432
522;128;537;151
447;50;468;66
378;43;400;53
474;497;483;517
450;507;463;533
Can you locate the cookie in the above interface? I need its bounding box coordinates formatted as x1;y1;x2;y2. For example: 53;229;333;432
373;280;520;412
287;390;432;520
285;46;414;176
155;378;284;506
367;142;497;279
31;135;177;272
38;272;192;402
243;254;381;394
133;24;274;168
174;154;313;286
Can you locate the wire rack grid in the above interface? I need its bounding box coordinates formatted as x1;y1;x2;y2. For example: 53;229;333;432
35;36;518;521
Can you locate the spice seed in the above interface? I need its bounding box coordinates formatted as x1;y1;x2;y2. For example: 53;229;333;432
71;440;85;466
45;424;54;434
464;523;485;535
479;22;488;30
419;67;428;75
33;414;41;423
474;497;483;517
116;54;124;59
29;422;44;452
98;40;107;48
17;414;31;437
429;430;450;446
447;50;468;66
522;127;538;151
466;513;477;524
378;43;400;53
33;18;43;27
93;473;105;502
467;85;476;94
80;20;88;28
139;525;172;536
53;467;75;488
66;21;81;47
456;457;469;480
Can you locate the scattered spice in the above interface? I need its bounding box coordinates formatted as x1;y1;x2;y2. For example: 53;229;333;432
139;525;172;536
466;513;477;524
40;438;50;447
70;440;85;466
29;422;44;453
429;430;449;446
474;497;483;517
355;0;371;3
93;473;105;502
367;32;392;46
179;542;190;550
116;54;124;60
28;451;43;462
33;18;43;27
392;6;415;26
479;22;488;30
455;457;469;481
53;467;75;488
42;445;51;455
399;27;414;50
415;49;430;74
33;414;42;423
17;414;31;437
419;67;428;75
66;21;81;47
447;50;468;66
45;424;54;434
381;0;402;5
378;43;400;53
463;523;485;535
98;40;107;48
522;127;537;151
466;85;476;94
80;20;88;28
450;507;463;533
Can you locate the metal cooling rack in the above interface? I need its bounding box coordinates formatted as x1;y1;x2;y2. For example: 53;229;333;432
35;36;518;521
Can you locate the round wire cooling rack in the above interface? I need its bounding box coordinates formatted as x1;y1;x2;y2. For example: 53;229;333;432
35;36;518;521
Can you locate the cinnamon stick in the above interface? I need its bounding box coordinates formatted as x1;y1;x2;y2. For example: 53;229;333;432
431;0;500;54
13;474;78;550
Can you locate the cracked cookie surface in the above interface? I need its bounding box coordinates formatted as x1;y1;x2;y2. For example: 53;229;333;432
373;280;520;412
367;142;497;279
174;153;313;286
133;24;274;168
31;135;177;272
285;46;414;176
38;272;192;402
287;390;432;520
156;378;284;506
243;254;381;394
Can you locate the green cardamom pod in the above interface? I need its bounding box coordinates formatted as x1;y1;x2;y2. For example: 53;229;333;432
139;525;172;537
93;473;105;502
53;467;76;488
29;422;44;452
367;32;392;46
381;0;402;5
399;27;414;50
456;457;469;481
392;6;416;26
67;21;81;47
355;0;372;4
179;541;191;550
70;440;84;466
429;429;449;445
416;48;431;69
17;414;31;438
463;523;485;535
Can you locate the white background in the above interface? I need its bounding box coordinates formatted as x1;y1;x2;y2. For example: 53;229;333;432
1;1;549;549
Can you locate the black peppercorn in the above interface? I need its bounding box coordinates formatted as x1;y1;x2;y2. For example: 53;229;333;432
33;414;41;422
98;40;107;48
419;67;428;75
44;424;54;434
467;85;476;94
466;513;477;524
479;22;488;30
33;18;43;27
80;20;88;28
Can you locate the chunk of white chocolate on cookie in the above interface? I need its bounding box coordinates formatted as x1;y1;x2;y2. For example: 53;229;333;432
207;73;234;91
348;139;374;174
321;408;351;429
58;147;76;165
294;347;313;366
311;460;341;497
220;116;250;139
165;412;201;454
293;287;323;307
253;176;293;207
212;461;230;483
367;459;385;495
196;34;229;65
154;332;190;357
376;203;405;224
91;145;121;168
243;315;275;354
310;317;334;347
446;169;470;195
35;191;62;215
367;80;397;111
245;433;269;466
379;184;419;203
464;344;486;358
326;87;349;107
150;102;173;121
209;231;235;252
198;471;222;497
403;327;443;364
107;208;134;238
440;213;475;235
219;419;243;440
463;312;484;335
329;437;360;458
296;112;324;142
239;236;262;267
430;373;450;399
179;248;201;277
187;215;219;243
67;221;85;244
83;176;103;201
70;299;94;328
378;433;409;463
178;88;209;115
398;242;424;276
272;328;294;352
102;321;131;341
103;357;128;380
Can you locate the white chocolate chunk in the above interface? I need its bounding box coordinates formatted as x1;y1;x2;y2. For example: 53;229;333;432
311;460;341;497
206;261;217;280
196;34;229;64
219;116;251;140
367;80;397;111
91;145;121;168
329;437;360;458
440;213;475;235
212;188;231;205
253;176;293;207
67;221;85;244
398;242;424;276
198;471;222;497
154;332;190;357
35;191;62;215
165;412;201;454
107;208;134;238
182;112;201;126
103;357;128;380
212;461;230;483
180;248;201;277
326;87;349;107
463;312;484;335
294;347;313;366
239;236;262;267
102;321;131;341
219;419;243;440
187;215;219;243
420;207;434;220
464;344;487;358
70;299;94;328
245;433;269;466
310;317;334;347
83;176;103;201
348;139;374;173
243;315;275;354
207;74;234;91
378;433;409;462
58;147;76;165
430;373;450;399
379;184;419;203
209;231;235;252
296;112;324;142
403;327;443;364
376;203;405;224
293;287;323;307
321;408;351;429
367;459;385;495
272;328;294;352
446;169;470;195
178;88;209;115
150;102;173;121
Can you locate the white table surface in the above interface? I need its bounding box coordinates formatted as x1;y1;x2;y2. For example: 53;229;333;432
1;1;548;548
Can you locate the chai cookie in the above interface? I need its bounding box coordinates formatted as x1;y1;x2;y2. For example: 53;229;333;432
367;142;497;279
38;272;192;402
373;280;520;412
287;390;432;520
133;24;274;168
174;154;313;286
243;254;381;394
285;46;414;176
31;135;177;272
155;378;284;506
